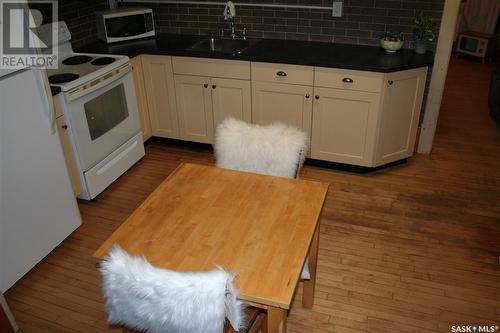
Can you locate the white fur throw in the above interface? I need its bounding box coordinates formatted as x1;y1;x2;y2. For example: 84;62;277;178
99;245;245;333
214;118;308;179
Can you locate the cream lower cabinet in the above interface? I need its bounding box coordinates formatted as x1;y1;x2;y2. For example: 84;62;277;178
172;57;251;144
251;81;313;136
138;54;427;167
373;68;427;166
251;62;314;136
311;67;427;167
141;55;180;139
174;75;214;144
211;78;251;126
174;76;251;143
311;88;381;166
131;56;152;141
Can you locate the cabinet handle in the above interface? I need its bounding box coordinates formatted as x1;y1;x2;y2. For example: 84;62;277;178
305;94;310;99
62;124;68;130
342;77;353;83
204;83;208;88
212;85;217;89
388;80;393;85
276;71;287;77
315;95;320;100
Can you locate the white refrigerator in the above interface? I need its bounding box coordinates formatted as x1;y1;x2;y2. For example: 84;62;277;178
0;66;82;292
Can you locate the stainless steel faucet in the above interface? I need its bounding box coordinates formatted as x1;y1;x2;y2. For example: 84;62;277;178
223;1;237;39
228;19;236;39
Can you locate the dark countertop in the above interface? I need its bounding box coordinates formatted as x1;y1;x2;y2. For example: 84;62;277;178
77;34;434;73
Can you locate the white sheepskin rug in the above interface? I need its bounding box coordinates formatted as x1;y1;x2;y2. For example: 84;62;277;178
214;118;308;179
99;245;245;333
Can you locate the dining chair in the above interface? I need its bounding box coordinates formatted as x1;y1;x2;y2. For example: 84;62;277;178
213;117;311;279
213;117;308;179
100;245;264;333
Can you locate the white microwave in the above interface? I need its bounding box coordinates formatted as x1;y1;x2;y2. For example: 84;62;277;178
96;8;155;44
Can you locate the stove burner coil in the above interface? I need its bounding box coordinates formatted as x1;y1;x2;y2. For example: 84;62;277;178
62;55;93;65
48;73;80;84
91;57;116;66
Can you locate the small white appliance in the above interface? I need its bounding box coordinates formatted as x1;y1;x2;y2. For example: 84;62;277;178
96;8;155;44
0;18;82;291
41;21;145;200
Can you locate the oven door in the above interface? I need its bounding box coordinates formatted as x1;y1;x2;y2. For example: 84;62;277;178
64;68;140;172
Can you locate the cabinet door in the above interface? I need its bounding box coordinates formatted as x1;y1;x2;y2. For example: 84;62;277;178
251;81;313;136
211;78;251;129
55;115;83;197
374;68;427;166
311;87;381;167
141;55;179;139
174;75;214;144
131;56;152;141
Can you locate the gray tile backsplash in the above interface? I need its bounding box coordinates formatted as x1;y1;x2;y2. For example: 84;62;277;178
121;0;444;50
58;0;108;49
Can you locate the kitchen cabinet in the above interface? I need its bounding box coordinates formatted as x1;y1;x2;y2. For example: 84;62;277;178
172;57;251;143
211;78;251;127
174;75;251;143
141;55;179;139
174;75;214;143
373;68;427;166
138;54;427;168
311;67;427;167
251;62;314;136
252;81;313;136
131;56;152;141
53;97;83;197
311;87;381;166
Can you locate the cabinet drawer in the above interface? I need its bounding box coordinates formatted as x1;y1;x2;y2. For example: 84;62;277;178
314;67;384;93
172;57;250;80
251;62;314;85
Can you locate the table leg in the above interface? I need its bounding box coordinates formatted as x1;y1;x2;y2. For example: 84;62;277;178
266;307;287;333
302;224;319;308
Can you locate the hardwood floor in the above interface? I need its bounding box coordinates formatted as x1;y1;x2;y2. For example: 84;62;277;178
5;57;500;333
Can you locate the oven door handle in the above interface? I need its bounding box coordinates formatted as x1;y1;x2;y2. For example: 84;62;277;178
65;63;131;102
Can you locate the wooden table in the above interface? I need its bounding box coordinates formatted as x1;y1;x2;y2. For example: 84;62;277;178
94;163;328;333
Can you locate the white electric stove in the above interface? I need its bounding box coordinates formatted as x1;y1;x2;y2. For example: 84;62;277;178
39;21;145;200
48;52;128;90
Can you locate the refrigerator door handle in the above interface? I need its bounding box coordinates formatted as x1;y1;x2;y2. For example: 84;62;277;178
39;69;56;134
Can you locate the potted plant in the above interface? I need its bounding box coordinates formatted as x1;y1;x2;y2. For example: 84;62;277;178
413;13;436;54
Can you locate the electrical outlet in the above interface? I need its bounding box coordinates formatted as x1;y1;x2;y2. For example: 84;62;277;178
332;1;343;17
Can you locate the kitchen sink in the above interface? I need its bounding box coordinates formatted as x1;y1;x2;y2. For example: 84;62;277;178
189;38;252;55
